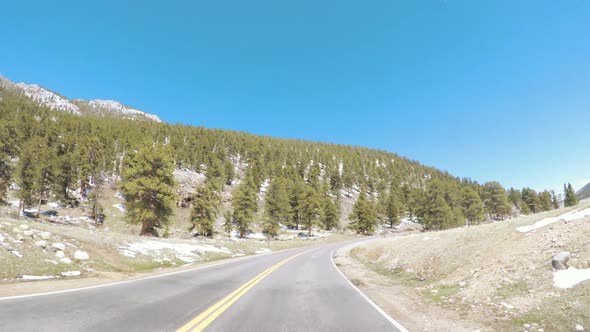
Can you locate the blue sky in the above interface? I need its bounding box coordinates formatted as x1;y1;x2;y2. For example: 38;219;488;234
1;0;589;192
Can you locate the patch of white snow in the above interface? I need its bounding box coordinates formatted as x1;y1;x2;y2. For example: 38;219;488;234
21;275;56;281
554;267;590;289
517;208;590;233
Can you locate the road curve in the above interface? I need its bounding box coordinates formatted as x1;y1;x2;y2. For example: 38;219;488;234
0;240;405;332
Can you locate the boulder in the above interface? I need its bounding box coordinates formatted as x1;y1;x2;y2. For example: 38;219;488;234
40;232;51;240
11;227;22;234
55;251;65;259
34;240;47;248
18;224;30;231
59;258;73;265
14;233;24;241
552;252;570;270
23;230;34;237
74;250;90;260
52;243;66;251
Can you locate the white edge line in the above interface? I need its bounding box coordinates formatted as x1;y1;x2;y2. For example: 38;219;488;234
0;249;281;301
330;247;410;332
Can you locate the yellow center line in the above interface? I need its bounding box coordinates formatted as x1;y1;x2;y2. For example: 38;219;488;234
177;250;311;332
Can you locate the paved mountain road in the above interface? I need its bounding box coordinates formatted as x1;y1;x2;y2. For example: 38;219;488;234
0;241;406;332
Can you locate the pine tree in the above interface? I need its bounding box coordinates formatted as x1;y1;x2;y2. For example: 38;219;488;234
300;186;323;236
224;160;234;185
349;193;377;234
223;210;233;237
521;188;540;214
0;105;18;204
507;188;522;209
306;162;321;190
190;184;218;237
264;178;291;227
564;183;579;207
321;196;340;230
232;171;258;238
417;180;452;230
520;200;531;215
538;190;553;212
15;136;53;215
462;186;485;225
15;137;41;213
89;172;105;224
120;143;176;236
288;179;305;230
262;215;280;238
551;190;560;209
481;182;511;220
384;191;402;228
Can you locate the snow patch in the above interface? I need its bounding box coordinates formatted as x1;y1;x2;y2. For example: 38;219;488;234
112;204;126;212
119;240;231;262
553;267;590;289
21;275;56;281
248;232;268;240
86;100;162;122
517;208;590;233
14;83;80;115
255;248;272;254
61;271;82;277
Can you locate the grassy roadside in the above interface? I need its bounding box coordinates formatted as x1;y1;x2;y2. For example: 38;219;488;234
340;201;590;331
1;215;357;282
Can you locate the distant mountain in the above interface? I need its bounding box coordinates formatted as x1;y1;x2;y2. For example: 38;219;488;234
576;182;590;200
0;74;161;122
72;99;162;122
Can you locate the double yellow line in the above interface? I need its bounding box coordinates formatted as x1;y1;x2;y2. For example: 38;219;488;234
177;250;309;332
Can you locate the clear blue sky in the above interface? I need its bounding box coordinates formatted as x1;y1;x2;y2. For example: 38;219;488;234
1;0;589;192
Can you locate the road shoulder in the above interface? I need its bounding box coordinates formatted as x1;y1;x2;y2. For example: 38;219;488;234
334;241;485;332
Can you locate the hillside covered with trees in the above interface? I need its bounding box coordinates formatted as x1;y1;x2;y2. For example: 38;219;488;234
0;85;573;237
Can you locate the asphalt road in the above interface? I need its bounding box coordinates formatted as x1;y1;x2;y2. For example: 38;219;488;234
0;241;406;332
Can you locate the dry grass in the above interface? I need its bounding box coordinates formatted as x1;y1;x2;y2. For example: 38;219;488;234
350;199;590;331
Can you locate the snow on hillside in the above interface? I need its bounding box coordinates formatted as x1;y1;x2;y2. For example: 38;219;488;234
84;99;162;122
13;83;81;115
118;240;231;263
0;74;161;122
516;207;590;233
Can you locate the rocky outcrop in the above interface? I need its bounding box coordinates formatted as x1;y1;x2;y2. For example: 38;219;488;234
552;252;571;270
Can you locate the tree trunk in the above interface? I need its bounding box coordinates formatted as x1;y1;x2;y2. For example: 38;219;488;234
37;193;43;217
19;199;24;216
308;220;312;237
140;221;152;236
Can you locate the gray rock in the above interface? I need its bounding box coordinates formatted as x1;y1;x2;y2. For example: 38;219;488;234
18;224;30;231
59;257;72;264
34;240;47;247
74;250;90;260
55;251;65;259
52;243;66;251
552;252;571;270
40;232;51;240
14;233;24;241
11;227;22;234
23;230;34;237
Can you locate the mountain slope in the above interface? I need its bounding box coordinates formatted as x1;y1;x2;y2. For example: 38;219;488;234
0;74;161;122
72;99;162;122
577;182;590;200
